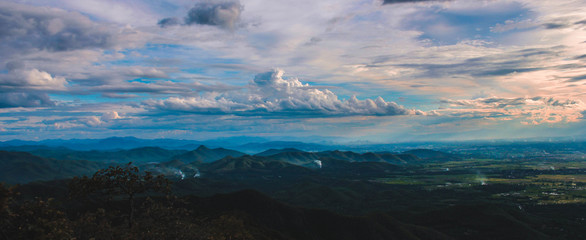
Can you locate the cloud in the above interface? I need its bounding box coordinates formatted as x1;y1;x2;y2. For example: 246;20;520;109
145;69;423;117
382;0;448;5
93;80;240;96
440;96;585;124
79;111;124;127
165;1;244;30
442;96;580;109
567;74;586;83
0;2;115;53
391;46;552;79
101;111;122;121
81;116;103;127
145;96;247;114
490;19;538;33
0;67;64;108
0;92;55;108
0;69;67;91
543;23;565;29
158;17;180;28
125;68;168;79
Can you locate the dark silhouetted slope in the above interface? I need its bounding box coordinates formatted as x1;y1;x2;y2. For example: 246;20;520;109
318;158;404;177
0;151;104;184
188;189;453;240
403;204;550;240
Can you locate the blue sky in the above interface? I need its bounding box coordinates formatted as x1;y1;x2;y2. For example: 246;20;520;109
0;0;585;142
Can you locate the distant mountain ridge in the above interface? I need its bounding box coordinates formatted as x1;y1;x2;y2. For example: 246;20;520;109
0;137;335;152
0;143;462;184
4;136;584;155
20;146;186;164
170;145;246;163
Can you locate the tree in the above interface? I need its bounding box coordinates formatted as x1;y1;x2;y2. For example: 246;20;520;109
0;183;73;240
69;162;169;229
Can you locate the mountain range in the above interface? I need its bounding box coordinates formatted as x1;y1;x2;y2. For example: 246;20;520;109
0;145;438;184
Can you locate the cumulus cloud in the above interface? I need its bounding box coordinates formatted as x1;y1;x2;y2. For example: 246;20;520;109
441;96;585;124
0;69;67;91
101;111;122;121
80;116;103;127
0;67;65;108
74;111;125;128
0;2;115;53
145;69;422;117
0;92;55;108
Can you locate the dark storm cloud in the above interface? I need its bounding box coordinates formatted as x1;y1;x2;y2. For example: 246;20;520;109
0;2;115;53
0;92;55;108
185;1;242;29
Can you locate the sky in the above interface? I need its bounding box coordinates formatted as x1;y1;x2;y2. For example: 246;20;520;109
0;0;585;143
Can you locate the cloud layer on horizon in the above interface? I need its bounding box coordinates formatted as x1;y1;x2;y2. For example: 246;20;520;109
440;96;585;125
145;69;424;117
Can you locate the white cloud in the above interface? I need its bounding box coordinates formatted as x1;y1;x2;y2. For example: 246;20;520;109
0;69;67;91
101;111;122;121
145;69;424;116
490;19;538;33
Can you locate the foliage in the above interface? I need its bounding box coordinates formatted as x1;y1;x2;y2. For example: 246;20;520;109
0;183;73;240
66;163;258;239
69;162;169;229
